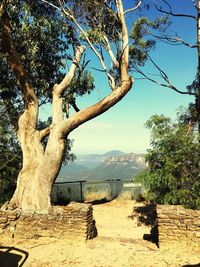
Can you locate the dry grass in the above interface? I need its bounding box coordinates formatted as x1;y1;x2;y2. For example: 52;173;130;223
84;190;111;202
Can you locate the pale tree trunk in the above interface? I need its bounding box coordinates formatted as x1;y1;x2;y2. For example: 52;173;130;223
2;0;133;213
10;128;67;212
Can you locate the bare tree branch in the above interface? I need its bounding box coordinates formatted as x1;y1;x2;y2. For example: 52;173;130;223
124;0;143;15
192;0;198;11
133;65;195;95
147;54;196;95
53;46;86;96
70;99;80;112
40;0;62;12
39;127;50;140
154;0;197;20
52;45;85;123
153;34;197;48
103;35;119;68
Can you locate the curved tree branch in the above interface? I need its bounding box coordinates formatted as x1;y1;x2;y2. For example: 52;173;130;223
124;0;143;15
134;65;194;95
70;99;80;112
103;35;119;68
153;34;197;48
39;127;50;140
53;46;86;96
52;45;85;123
154;0;197;20
61;77;133;135
192;0;198;11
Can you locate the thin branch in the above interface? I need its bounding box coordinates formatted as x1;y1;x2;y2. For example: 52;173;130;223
70;99;80;112
133;64;195;96
147;54;169;81
154;0;197;20
57;0;116;91
39;127;50;140
40;0;62;12
39;95;51;107
135;67;195;95
52;45;85;123
153;34;197;48
54;46;86;96
124;0;142;15
90;67;108;73
192;0;198;11
103;35;119;68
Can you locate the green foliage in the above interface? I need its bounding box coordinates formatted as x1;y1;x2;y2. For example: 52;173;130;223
129;16;170;67
0;103;21;205
70;0;120;42
0;0;90;202
137;113;200;209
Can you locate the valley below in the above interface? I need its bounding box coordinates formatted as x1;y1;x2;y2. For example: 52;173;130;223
57;150;147;182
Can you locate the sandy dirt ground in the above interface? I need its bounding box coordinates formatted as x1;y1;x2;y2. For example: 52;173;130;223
0;200;200;267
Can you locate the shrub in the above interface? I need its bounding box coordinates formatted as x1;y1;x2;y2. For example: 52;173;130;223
137;113;200;209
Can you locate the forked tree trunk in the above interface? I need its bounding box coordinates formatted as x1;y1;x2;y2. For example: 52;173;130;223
9;118;67;212
8;78;133;213
2;0;133;213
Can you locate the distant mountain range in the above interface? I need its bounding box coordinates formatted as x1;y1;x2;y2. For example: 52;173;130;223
57;150;146;182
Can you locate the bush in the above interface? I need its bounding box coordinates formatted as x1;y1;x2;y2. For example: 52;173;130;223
137;113;200;209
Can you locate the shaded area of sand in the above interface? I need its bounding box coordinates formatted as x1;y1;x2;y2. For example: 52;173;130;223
0;200;200;267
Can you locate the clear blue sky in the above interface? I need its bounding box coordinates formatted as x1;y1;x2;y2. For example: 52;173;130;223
41;0;197;154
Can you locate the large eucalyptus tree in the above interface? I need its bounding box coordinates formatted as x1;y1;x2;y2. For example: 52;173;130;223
0;0;144;212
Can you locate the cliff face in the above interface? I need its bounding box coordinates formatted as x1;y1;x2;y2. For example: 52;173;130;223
76;151;146;169
104;153;146;169
58;151;147;181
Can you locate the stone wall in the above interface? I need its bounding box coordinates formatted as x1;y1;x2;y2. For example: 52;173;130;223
157;205;200;247
0;202;97;240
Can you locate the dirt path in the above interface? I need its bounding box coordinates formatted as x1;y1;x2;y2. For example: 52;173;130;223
0;200;200;267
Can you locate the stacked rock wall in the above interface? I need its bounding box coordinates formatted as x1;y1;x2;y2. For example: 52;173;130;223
0;202;96;240
157;205;200;247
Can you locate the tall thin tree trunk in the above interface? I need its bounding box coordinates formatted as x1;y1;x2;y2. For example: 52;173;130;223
196;0;200;130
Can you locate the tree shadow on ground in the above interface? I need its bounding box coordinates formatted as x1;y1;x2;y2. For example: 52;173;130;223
130;203;159;247
53;198;71;206
182;264;200;267
85;197;111;205
0;247;29;267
